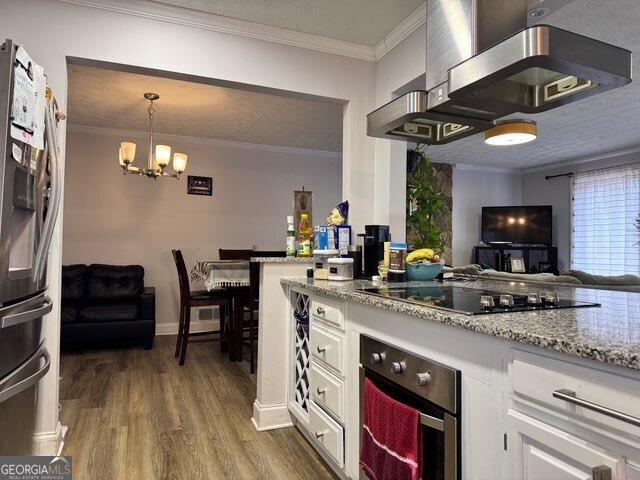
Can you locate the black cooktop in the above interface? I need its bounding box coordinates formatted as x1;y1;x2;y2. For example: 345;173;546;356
358;285;600;315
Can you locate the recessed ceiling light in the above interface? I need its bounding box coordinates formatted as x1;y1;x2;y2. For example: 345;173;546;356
485;120;537;146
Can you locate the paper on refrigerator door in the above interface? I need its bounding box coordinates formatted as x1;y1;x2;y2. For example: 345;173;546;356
10;46;46;150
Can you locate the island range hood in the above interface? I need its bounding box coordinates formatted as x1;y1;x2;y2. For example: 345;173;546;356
367;0;633;144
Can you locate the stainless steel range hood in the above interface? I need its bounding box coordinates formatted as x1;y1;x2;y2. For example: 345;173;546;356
367;0;633;144
367;91;494;143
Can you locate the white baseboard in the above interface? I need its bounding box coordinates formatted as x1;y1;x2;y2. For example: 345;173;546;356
251;400;294;431
155;320;220;336
33;422;66;456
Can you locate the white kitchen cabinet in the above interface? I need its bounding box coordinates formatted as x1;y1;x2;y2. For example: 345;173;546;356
507;409;625;480
626;462;640;480
310;320;345;376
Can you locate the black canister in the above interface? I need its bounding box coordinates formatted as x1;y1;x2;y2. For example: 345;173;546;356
347;246;363;279
363;225;390;278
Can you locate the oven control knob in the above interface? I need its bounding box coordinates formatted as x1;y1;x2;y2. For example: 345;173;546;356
416;372;431;386
370;352;385;365
499;294;514;307
390;361;406;375
543;292;559;304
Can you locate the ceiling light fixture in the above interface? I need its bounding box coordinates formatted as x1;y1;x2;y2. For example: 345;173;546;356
484;119;537;146
118;93;188;179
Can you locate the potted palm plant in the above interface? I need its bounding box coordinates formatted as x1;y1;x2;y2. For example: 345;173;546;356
406;145;448;280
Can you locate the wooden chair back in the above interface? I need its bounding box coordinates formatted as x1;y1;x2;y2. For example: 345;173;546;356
171;249;191;301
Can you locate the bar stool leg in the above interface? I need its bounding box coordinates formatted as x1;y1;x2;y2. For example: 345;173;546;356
220;304;229;354
179;305;191;366
249;308;256;374
175;303;185;358
232;298;243;362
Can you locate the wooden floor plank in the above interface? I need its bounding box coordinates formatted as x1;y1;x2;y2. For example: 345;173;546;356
60;335;337;480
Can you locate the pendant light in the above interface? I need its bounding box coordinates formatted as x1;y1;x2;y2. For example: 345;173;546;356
118;93;188;179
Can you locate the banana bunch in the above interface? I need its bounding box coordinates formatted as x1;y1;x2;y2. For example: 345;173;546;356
407;248;440;264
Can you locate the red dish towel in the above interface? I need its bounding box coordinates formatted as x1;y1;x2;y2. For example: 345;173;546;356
360;378;422;480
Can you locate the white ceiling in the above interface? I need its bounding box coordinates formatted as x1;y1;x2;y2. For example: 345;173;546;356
429;0;640;169
147;0;425;46
67;65;344;152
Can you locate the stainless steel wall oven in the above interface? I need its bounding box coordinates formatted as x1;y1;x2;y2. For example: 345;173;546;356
359;335;461;480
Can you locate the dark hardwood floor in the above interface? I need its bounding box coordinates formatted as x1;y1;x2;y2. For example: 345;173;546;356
60;335;337;480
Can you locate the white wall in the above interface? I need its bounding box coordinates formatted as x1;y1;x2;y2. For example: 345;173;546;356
522;148;640;270
452;166;523;266
373;24;426;240
62;129;341;327
2;0;375;446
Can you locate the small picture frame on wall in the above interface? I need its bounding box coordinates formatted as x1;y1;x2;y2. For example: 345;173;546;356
510;257;526;273
187;176;213;196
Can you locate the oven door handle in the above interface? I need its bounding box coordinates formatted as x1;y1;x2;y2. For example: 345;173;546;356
420;413;444;431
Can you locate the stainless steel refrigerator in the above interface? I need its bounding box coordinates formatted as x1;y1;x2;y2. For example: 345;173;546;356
0;39;61;455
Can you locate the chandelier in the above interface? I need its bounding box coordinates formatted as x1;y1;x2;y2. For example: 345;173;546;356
118;92;188;179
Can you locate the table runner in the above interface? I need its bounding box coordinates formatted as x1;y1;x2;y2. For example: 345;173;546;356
191;260;250;290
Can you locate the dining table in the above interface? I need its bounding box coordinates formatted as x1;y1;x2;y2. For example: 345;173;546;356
191;260;251;362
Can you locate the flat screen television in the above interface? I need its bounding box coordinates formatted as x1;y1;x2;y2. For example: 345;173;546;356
482;206;552;245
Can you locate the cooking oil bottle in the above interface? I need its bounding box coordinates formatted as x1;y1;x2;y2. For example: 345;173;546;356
297;213;313;257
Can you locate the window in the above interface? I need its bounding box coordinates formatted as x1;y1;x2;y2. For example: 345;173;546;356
571;163;640;276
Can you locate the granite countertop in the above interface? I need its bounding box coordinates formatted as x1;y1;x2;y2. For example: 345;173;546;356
251;257;313;263
281;276;640;371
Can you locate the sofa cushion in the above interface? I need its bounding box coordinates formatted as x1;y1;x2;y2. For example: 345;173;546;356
561;269;640;286
79;303;140;323
87;264;144;302
61;306;78;324
61;265;87;303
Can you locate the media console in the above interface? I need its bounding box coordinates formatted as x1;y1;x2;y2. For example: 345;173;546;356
473;244;558;274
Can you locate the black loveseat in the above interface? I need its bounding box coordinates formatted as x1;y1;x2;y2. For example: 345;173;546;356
61;264;155;350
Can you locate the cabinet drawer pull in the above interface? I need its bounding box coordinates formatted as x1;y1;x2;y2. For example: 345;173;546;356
315;429;326;438
553;389;640;427
316;346;327;353
316;386;326;395
316;307;325;315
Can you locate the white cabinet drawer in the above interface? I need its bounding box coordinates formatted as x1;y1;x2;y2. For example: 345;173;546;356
507;409;625;480
309;400;344;468
311;298;344;329
310;363;345;422
311;321;344;376
509;349;640;436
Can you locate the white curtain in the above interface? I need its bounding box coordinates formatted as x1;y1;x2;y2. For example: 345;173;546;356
571;163;640;276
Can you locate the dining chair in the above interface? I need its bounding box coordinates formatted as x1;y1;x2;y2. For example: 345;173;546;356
171;249;230;366
237;250;286;373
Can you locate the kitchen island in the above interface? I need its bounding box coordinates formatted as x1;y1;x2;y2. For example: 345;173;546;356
252;273;640;479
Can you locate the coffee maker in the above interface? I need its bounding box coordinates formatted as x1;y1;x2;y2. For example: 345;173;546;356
363;225;390;277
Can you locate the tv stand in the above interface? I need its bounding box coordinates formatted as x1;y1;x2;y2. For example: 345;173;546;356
474;244;558;274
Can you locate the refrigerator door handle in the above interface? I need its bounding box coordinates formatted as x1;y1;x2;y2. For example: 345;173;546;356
33;98;62;282
0;341;50;404
0;291;52;329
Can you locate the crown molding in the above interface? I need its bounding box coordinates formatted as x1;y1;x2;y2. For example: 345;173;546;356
67;124;342;159
374;3;426;61
521;145;640;174
56;0;376;61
